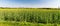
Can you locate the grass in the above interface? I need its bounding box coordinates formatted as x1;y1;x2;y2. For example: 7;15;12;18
0;22;56;26
0;8;59;26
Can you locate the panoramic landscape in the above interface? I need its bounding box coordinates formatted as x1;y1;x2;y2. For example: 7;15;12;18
0;0;59;26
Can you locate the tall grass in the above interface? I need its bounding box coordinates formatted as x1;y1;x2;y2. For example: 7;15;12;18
0;9;59;26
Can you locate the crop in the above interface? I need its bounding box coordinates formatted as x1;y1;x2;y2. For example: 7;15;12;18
0;9;59;26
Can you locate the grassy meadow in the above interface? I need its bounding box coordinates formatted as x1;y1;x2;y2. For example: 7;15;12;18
0;8;59;26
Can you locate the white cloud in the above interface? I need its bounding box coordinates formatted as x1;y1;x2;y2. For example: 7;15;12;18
0;0;58;8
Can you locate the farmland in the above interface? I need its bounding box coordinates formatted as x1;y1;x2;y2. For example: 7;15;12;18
0;8;59;26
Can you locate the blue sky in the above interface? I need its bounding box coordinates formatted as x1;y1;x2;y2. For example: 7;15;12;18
0;0;58;8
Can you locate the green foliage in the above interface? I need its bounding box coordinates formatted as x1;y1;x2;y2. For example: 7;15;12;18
0;9;59;26
0;9;58;24
0;22;55;26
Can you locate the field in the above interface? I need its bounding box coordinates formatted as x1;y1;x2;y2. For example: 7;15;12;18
0;8;59;26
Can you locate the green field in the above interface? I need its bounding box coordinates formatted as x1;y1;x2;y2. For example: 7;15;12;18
0;8;59;26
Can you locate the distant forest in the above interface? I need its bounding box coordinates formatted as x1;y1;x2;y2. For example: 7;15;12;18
0;7;59;9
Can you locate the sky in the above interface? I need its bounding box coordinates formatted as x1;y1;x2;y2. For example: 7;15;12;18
0;0;59;8
58;0;60;7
